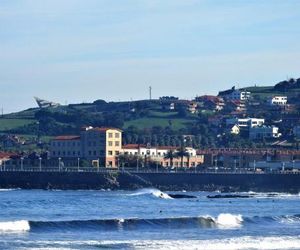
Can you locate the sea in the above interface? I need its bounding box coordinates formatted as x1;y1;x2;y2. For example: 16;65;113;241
0;188;300;250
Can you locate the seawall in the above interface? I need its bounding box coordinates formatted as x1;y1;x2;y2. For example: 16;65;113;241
0;171;300;192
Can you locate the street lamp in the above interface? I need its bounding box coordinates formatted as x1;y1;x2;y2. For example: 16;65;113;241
39;157;42;171
282;162;285;172
293;160;295;170
214;157;218;173
21;157;24;171
77;157;80;172
58;157;61;171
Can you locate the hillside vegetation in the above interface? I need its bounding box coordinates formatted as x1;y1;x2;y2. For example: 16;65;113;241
1;77;300;150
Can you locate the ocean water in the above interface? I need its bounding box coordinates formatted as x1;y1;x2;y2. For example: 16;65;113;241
0;188;300;250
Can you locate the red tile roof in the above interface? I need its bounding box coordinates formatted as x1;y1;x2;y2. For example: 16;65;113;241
122;144;145;149
0;152;18;159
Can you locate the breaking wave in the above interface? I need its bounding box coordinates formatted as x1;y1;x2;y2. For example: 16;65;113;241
0;220;30;232
128;188;173;199
1;214;300;233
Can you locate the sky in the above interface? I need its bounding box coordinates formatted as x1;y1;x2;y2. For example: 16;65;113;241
1;0;300;113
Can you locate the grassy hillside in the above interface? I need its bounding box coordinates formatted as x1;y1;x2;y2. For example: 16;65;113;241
124;117;195;130
244;85;300;99
0;118;36;131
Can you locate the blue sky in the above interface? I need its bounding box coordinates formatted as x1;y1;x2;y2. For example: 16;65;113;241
1;0;300;113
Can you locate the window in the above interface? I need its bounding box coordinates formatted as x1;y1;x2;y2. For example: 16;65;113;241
108;151;113;156
88;151;92;156
53;151;56;156
108;133;113;138
52;142;56;146
115;151;119;155
93;141;96;146
115;133;120;138
94;151;96;155
108;141;113;146
115;141;120;147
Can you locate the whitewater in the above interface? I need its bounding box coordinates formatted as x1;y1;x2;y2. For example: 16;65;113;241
0;189;299;249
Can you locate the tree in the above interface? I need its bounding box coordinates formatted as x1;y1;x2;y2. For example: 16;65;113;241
175;147;190;168
164;150;176;168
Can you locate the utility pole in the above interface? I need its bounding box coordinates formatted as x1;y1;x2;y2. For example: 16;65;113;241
149;86;152;100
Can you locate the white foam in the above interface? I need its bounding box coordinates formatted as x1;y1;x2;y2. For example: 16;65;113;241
215;213;243;228
0;220;30;232
5;237;300;250
151;190;173;199
0;188;19;192
128;188;173;199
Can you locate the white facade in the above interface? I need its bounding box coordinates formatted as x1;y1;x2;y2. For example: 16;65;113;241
121;145;204;168
249;126;281;139
226;118;265;128
122;146;197;158
230;125;240;135
269;96;287;106
226;90;251;101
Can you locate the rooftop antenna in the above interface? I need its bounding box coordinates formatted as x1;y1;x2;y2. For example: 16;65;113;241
149;86;152;100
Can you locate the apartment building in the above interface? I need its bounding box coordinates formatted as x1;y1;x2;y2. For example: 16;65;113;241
249;126;281;140
226;117;265;128
268;96;287;106
218;87;251;101
49;126;122;168
121;144;204;168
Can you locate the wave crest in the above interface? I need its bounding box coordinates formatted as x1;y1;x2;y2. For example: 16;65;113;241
0;220;30;232
128;188;173;199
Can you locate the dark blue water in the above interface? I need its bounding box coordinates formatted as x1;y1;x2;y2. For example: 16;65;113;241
0;188;299;249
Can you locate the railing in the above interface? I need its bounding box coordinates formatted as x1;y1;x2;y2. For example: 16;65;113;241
0;166;299;175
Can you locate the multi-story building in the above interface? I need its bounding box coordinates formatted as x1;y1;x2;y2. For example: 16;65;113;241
249;126;281;140
49;127;122;168
268;96;287;106
195;95;225;111
121;144;204;168
226;117;265;128
218;87;251;101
